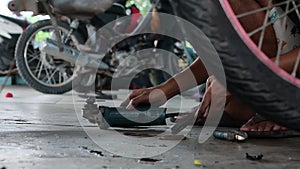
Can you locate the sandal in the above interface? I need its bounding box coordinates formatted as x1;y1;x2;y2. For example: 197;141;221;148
241;114;300;138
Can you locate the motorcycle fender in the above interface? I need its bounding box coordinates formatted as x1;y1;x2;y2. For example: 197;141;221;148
0;17;23;39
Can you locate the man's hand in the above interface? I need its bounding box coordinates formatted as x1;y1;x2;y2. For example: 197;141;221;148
120;87;167;110
196;76;230;120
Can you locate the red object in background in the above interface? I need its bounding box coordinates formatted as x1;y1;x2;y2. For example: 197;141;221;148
125;5;142;33
5;92;13;98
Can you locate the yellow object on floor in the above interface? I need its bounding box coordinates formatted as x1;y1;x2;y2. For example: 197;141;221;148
194;159;202;166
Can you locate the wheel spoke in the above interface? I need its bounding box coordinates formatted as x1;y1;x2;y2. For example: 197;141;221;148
275;2;290;65
27;47;35;55
49;69;62;85
58;71;62;84
43;67;52;84
37;63;45;79
41;74;48;82
27;53;41;64
57;68;70;84
292;1;300;21
237;1;290;18
32;60;42;74
258;0;273;50
59;30;65;41
49;69;57;85
48;69;54;84
62;72;69;82
247;3;300;37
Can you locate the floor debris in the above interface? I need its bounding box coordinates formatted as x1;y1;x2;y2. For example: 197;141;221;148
79;146;104;157
138;158;161;163
5;92;13;98
246;153;263;161
213;130;248;141
194;159;202;166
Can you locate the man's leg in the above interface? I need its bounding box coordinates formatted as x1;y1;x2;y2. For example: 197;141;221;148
273;48;300;76
228;0;278;57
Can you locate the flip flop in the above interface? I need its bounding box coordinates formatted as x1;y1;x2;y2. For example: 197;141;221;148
246;130;300;138
213;129;300;141
241;114;300;138
171;110;247;134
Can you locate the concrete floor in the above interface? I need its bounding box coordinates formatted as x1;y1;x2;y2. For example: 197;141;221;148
0;86;299;169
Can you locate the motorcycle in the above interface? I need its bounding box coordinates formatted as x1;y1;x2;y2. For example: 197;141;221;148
8;0;188;94
0;14;29;74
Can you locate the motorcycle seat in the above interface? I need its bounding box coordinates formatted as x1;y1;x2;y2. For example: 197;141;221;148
51;0;115;17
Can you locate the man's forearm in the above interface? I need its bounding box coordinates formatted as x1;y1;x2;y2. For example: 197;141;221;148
158;58;208;99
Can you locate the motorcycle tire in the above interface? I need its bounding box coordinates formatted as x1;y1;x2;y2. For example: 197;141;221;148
15;19;85;94
174;0;300;130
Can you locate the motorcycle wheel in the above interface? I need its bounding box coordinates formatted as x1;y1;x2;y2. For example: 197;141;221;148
175;0;300;130
15;19;84;94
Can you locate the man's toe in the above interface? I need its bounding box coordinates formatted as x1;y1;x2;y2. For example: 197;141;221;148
272;124;282;131
263;122;274;131
240;123;251;131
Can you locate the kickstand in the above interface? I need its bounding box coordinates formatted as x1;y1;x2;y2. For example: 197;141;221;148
79;89;117;100
94;90;117;100
78;75;117;100
94;76;117;100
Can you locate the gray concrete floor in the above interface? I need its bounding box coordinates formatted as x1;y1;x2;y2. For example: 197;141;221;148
0;86;299;169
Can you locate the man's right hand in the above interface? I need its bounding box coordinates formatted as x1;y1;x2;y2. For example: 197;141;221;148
120;87;168;110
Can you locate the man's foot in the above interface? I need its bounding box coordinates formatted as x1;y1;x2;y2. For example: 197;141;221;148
240;116;288;132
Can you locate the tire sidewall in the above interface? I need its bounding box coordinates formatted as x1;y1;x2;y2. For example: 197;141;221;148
15;19;84;94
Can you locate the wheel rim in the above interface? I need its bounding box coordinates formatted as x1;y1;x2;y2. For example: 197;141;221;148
23;24;78;88
220;0;300;87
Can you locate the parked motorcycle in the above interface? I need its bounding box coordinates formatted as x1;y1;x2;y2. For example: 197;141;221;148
8;0;187;94
0;14;29;74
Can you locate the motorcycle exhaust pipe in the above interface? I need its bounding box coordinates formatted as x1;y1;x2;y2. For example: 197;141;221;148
40;39;109;70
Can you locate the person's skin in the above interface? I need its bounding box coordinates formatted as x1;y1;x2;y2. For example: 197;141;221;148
273;48;300;75
121;58;208;109
199;76;288;131
228;0;278;58
121;0;300;131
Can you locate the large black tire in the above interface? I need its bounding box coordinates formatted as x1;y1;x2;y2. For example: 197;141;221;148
174;0;300;130
15;20;84;94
